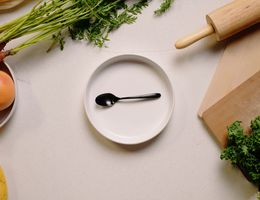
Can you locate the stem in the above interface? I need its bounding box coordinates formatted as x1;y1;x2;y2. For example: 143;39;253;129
0;12;31;42
0;0;169;57
0;50;11;62
10;29;59;54
0;0;68;40
0;13;30;33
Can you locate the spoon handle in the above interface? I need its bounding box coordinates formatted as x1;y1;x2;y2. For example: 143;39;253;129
119;93;161;100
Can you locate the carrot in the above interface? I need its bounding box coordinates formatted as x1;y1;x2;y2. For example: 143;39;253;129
0;51;5;62
0;51;10;62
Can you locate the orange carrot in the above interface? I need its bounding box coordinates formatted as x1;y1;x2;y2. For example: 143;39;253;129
0;51;10;62
0;51;5;62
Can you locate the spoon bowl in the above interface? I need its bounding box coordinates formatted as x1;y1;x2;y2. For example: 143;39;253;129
95;93;161;107
84;54;174;144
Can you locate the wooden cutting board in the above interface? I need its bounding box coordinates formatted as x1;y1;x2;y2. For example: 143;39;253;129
199;24;260;147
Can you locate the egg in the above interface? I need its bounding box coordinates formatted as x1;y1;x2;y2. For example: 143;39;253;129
0;70;15;111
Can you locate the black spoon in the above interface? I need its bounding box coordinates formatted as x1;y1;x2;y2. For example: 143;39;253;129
95;93;161;107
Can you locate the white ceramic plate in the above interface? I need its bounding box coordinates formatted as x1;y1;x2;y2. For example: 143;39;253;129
0;62;17;128
84;54;174;145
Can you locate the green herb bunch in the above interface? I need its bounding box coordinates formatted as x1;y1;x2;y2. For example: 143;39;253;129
221;116;260;199
0;0;173;61
154;0;174;15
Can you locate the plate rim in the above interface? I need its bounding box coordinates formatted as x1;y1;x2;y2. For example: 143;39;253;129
84;54;174;145
0;62;18;128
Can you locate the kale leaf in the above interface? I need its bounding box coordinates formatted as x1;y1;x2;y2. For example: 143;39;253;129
220;116;260;198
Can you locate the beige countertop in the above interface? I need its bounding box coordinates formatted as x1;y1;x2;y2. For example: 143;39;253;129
0;0;258;199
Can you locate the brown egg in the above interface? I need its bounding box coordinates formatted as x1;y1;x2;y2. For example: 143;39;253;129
0;71;15;111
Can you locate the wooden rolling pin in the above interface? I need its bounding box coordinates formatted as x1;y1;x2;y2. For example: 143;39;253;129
175;0;260;49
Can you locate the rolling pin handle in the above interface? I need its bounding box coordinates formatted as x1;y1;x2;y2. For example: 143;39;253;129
175;25;215;49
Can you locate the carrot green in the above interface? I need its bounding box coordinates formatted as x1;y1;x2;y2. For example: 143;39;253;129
0;0;173;61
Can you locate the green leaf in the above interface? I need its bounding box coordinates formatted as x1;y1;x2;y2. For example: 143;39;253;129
221;116;260;192
154;0;174;15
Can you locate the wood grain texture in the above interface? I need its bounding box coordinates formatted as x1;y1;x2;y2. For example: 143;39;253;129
199;25;260;147
202;70;260;147
206;0;260;41
198;25;260;117
175;25;214;49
